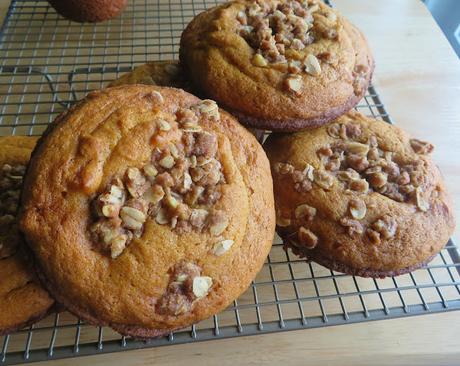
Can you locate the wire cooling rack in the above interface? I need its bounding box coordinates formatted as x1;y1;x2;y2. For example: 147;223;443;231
0;0;460;364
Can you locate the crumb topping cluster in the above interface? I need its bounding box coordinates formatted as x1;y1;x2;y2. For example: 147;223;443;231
157;262;213;316
90;93;233;259
275;120;436;246
236;0;340;94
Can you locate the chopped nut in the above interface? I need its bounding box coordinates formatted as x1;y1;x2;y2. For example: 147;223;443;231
208;210;229;236
365;166;382;174
372;215;397;239
192;276;213;298
183;172;192;191
400;184;415;194
143;164;158;181
96;183;126;218
148;91;164;104
101;204;119;218
327;123;341;138
297;227;318;249
212;239;234;256
155;172;174;188
294;204;317;221
189;155;197;168
120;206;146;230
288;59;302;73
155;207;169;225
340;218;364;236
314;170;333;190
159;155;175;169
193;132;218;158
304;54;321;76
157;119;171;131
190;209;208;229
345;123;362;139
317;146;333;158
337;169;360;182
169;144;179;159
185;186;205;206
368;171;388;188
284;74;303;95
143;184;165;204
397;171;411;185
349;198;366;219
302;164;315;181
347;142;369;155
410;139;434;155
126;168;148;198
177;108;199;127
325;156;341;171
349;179;369;193
347;154;369;172
367;147;380;161
415;186;430;211
194;100;220;121
252;53;268;67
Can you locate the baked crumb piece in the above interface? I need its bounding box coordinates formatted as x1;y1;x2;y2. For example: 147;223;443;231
156;262;213;316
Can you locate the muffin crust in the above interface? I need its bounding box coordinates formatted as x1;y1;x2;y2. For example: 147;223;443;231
265;112;455;277
180;0;374;131
20;85;275;337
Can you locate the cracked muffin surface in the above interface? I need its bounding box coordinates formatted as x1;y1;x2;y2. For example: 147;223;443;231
0;136;54;335
20;85;275;337
180;0;374;131
265;111;455;277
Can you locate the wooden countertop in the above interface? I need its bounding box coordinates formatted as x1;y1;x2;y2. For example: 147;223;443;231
1;0;459;365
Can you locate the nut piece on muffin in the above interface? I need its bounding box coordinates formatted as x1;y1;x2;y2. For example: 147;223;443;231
180;0;374;131
48;0;128;23
265;111;455;278
20;85;275;338
0;136;55;336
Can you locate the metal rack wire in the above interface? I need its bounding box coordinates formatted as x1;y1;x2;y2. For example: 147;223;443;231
0;0;459;364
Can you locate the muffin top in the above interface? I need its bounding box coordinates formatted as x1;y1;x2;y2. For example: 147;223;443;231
265;112;455;276
0;136;54;335
180;0;373;130
20;85;275;337
108;61;192;91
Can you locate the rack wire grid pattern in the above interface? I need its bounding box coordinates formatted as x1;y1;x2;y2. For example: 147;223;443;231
0;0;459;364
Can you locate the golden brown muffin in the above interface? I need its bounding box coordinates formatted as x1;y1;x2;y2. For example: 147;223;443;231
180;0;374;131
20;85;275;338
265;111;455;277
48;0;128;23
0;136;54;336
108;61;192;91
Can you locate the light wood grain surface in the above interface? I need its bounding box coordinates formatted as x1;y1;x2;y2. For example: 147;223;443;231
1;0;459;365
